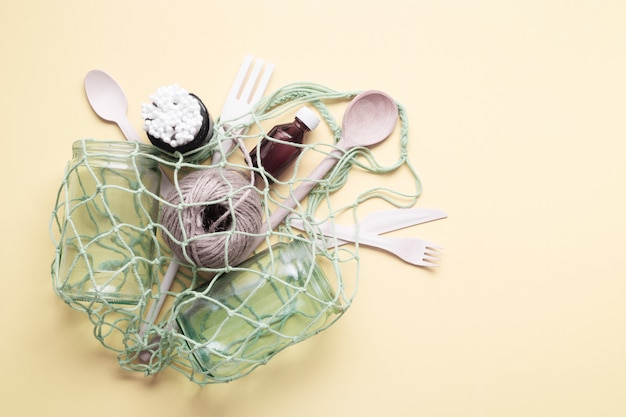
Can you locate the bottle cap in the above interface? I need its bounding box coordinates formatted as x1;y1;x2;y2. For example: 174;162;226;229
295;106;320;131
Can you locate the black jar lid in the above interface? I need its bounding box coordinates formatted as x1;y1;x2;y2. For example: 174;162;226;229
146;94;214;154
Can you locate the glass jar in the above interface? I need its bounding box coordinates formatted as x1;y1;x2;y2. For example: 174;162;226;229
174;238;342;381
54;139;161;305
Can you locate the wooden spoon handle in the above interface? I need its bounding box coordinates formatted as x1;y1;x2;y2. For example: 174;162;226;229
264;147;345;233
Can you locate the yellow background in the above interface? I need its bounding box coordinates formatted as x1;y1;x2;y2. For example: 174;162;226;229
1;0;625;416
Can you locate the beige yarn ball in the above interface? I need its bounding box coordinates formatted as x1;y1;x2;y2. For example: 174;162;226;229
160;168;263;268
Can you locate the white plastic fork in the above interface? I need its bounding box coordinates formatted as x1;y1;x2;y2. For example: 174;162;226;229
289;208;446;267
329;223;441;267
211;55;275;164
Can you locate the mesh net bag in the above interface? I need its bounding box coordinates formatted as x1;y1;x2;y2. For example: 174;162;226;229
50;82;422;385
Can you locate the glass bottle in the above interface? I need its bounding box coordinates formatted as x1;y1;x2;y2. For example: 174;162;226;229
250;106;320;182
54;139;161;305
173;238;342;381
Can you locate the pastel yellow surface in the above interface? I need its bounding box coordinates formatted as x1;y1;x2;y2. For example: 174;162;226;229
1;0;625;416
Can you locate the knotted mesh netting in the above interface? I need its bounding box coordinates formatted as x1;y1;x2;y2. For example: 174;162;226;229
50;83;422;385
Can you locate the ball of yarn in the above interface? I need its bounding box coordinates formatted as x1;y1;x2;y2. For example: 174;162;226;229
160;168;263;269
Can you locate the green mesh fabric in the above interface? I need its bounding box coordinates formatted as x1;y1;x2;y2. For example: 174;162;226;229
50;82;422;385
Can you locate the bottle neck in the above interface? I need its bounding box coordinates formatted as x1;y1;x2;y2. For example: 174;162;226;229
294;117;311;132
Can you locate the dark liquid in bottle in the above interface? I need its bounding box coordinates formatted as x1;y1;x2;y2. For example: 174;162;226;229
250;118;310;182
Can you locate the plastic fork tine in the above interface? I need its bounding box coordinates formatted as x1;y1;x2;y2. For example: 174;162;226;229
422;247;442;265
251;62;275;104
425;243;443;254
239;59;263;102
227;55;253;100
424;250;441;261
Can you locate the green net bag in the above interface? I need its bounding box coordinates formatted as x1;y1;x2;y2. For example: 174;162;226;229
50;82;422;385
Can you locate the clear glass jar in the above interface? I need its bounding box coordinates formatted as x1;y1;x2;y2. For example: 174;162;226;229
55;139;161;305
174;238;341;381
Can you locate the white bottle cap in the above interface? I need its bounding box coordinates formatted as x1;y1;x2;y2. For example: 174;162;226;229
295;106;320;131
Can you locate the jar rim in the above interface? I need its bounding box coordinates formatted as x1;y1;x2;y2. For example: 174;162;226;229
72;138;160;157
